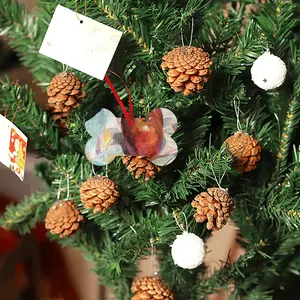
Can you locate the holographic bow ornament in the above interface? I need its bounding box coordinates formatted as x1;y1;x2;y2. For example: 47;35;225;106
85;108;178;166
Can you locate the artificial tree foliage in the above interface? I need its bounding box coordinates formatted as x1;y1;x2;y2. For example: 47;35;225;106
0;0;300;299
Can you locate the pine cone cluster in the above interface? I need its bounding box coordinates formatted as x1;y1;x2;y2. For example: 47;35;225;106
161;46;212;96
122;156;160;181
223;131;261;173
80;176;120;213
45;200;84;238
192;188;234;230
131;276;174;300
46;72;86;128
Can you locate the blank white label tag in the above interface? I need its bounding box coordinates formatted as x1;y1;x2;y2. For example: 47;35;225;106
39;5;122;80
0;115;28;181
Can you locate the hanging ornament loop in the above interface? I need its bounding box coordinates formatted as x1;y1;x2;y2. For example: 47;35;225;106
91;163;96;176
75;0;87;23
57;176;63;201
173;210;189;232
233;98;243;132
104;70;133;126
180;15;195;47
66;173;70;200
150;238;159;277
210;163;226;191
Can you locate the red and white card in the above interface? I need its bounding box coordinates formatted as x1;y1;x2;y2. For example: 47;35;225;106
0;114;27;181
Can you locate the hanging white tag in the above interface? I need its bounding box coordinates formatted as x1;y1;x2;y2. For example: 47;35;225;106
0;114;28;181
39;5;123;80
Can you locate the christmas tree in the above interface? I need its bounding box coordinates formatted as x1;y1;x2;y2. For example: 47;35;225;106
0;0;300;299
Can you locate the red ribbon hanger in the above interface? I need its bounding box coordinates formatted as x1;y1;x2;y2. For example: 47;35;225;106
104;70;133;126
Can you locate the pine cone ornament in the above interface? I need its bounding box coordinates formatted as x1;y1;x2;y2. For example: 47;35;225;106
45;200;84;238
122;156;160;181
131;276;174;300
161;46;212;96
223;131;261;173
46;72;86;127
80;176;120;213
192;188;234;230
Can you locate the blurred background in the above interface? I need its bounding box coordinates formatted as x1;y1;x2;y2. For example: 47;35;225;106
0;1;243;299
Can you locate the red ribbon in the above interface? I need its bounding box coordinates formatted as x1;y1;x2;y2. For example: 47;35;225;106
104;70;133;126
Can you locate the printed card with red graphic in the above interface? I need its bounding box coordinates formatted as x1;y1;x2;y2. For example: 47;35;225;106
0;114;27;181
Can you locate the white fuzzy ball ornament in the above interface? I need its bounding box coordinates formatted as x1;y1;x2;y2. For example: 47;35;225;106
251;51;287;90
171;231;205;269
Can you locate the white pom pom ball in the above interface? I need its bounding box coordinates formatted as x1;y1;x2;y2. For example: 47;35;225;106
171;231;205;269
251;51;287;90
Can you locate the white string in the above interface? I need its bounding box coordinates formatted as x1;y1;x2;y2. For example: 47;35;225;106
180;16;185;47
80;163;83;181
174;213;185;231
180;16;195;47
189;17;194;47
66;174;70;200
219;170;227;186
105;164;108;177
147;104;150;116
91;163;96;176
182;211;188;232
57;176;63;201
173;211;189;232
274;112;281;143
210;163;222;189
63;64;69;72
150;238;156;276
233;99;242;132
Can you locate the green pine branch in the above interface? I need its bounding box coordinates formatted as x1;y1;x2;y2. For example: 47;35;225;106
92;0;151;52
213;20;267;76
0;0;61;82
276;76;300;173
254;1;299;56
171;146;234;200
0;0;299;299
194;247;260;299
263;146;300;230
0;79;59;157
51;231;135;299
0;192;51;234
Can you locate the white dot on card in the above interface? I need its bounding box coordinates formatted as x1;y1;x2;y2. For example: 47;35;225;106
111;36;118;43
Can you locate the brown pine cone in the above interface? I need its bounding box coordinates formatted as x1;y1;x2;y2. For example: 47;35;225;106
131;276;174;300
80;176;120;213
45;200;84;238
161;46;212;96
46;72;86;128
122;156;161;181
223;131;261;173
192;188;234;230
